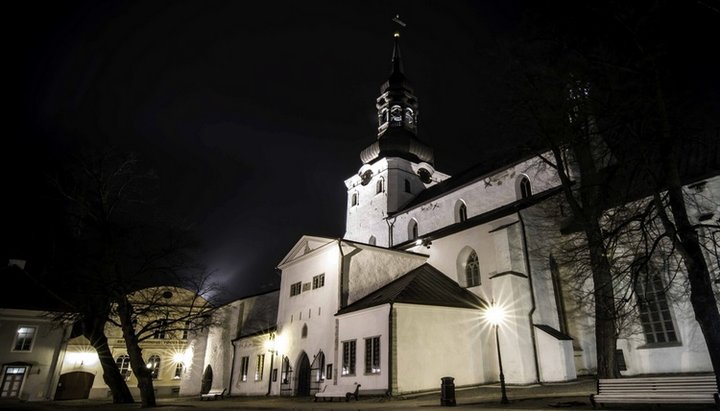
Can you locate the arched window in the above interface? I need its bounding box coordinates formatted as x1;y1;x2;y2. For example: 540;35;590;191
455;201;468;223
281;356;291;384
634;261;678;344
116;355;131;380
376;178;384;194
301;324;308;339
147;355;161;379
465;251;480;287
351;192;358;207
174;363;184;379
390;105;402;124
368;236;376;246
408;220;418;241
404;179;411;193
404;107;415;126
314;351;326;382
519;176;532;199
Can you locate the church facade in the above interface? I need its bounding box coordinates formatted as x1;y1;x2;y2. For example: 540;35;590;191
194;32;718;398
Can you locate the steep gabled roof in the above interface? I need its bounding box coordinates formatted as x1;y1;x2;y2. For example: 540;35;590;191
336;263;487;315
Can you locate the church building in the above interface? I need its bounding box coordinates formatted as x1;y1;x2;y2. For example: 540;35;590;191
195;31;718;398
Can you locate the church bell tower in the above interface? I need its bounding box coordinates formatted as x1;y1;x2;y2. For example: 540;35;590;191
344;29;449;247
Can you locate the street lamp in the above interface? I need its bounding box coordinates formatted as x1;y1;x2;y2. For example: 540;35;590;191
485;303;509;404
265;333;277;396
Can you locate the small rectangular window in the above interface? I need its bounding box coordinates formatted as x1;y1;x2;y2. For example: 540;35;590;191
290;282;302;297
13;326;36;351
365;336;381;374
255;354;265;381
326;364;333;380
342;340;356;376
241;356;249;382
312;274;325;289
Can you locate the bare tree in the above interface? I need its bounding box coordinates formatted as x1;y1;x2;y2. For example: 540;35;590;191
49;146;221;406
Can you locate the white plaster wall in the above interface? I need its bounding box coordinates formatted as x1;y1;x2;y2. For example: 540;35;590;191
230;332;275;396
535;330;576;382
424;216;519;302
344;158;449;247
390;155;560;246
336;306;389;393
273;243;341;395
394;304;492;394
346;246;426;305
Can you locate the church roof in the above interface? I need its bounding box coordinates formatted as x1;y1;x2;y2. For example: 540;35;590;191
336;263;487;315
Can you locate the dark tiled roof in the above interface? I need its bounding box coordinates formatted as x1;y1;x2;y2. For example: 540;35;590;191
336;263;487;315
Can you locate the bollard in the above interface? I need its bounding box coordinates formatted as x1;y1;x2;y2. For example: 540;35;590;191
440;376;456;406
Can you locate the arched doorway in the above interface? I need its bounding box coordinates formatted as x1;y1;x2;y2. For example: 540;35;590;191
296;352;311;396
55;371;94;400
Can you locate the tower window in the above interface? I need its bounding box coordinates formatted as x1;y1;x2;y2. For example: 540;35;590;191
519;176;532;199
404;108;415;126
376;178;384;194
404;179;411;193
368;235;376;246
465;251;480;287
390;105;402;125
351;192;359;207
302;324;308;339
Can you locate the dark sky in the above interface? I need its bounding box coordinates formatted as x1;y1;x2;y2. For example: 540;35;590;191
6;1;718;303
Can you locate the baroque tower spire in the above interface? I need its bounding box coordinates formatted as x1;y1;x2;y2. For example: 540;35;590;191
359;28;434;166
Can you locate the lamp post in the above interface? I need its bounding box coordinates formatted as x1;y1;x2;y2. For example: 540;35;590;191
485;303;509;404
265;333;276;396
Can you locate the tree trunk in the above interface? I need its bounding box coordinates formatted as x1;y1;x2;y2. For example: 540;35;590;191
117;298;157;408
82;317;134;403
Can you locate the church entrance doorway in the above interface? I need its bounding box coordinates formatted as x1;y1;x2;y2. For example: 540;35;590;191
296;352;311;396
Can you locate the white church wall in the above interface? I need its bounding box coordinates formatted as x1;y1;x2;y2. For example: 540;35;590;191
424;217;519;302
388;155;560;247
275;242;341;395
336;306;389;394
345;246;426;305
489;274;538;384
230;332;274;396
394;304;491;394
535;329;576;382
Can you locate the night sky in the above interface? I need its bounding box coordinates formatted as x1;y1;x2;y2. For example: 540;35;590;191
6;1;718;303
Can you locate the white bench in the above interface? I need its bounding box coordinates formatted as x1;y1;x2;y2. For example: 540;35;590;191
314;382;361;402
200;388;226;400
590;375;719;409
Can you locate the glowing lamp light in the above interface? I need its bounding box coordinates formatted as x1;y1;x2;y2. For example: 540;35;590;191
485;304;506;326
264;337;276;353
173;352;185;364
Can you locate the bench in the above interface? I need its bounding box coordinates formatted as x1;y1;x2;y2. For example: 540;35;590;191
314;382;361;402
200;388;226;400
590;375;719;409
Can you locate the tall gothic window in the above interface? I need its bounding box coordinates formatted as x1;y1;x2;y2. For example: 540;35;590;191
549;256;569;334
465;251;480;287
351;192;358;207
635;263;678;345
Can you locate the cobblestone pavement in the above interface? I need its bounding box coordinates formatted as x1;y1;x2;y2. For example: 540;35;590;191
0;377;716;411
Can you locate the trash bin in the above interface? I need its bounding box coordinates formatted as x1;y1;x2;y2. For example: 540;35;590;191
440;376;456;406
